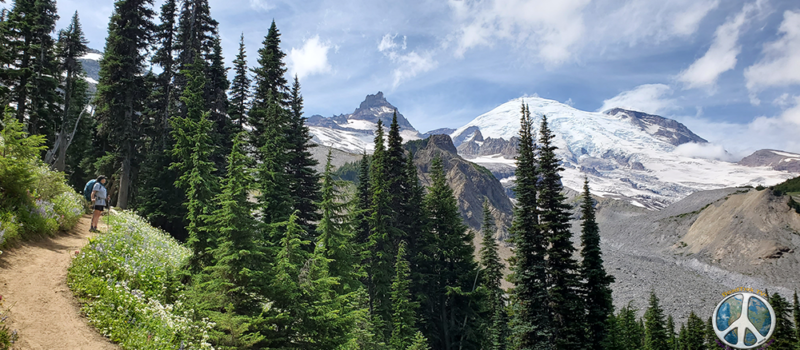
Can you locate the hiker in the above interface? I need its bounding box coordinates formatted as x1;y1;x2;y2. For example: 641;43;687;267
90;175;109;232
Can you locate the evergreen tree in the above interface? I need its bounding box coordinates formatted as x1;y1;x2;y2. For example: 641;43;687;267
174;0;217;91
666;315;676;350
537;115;586;349
644;292;669;350
368;119;393;337
677;324;687;350
317;149;358;290
286;76;320;231
618;303;644;350
385;111;408;241
792;291;799;349
579;178;615;349
228;33;251;129
770;293;798;349
2;0;61;141
205;34;232;172
418;156;483;350
390;240;418;350
49;11;88;172
149;0;177;140
407;331;432;350
508;104;552;350
170;57;217;272
193;132;265;349
93;0;154;209
479;200;508;350
683;312;706;350
254;91;292;228
703;317;716;350
250;20;288;109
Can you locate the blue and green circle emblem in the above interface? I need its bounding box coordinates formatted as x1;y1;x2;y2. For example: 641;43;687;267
712;292;776;349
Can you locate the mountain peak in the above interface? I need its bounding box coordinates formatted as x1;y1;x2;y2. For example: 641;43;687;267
603;108;707;146
357;91;391;111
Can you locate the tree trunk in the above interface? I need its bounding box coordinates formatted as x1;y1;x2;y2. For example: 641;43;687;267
118;149;131;209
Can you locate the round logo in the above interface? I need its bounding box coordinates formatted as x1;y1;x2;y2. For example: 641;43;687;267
712;292;776;349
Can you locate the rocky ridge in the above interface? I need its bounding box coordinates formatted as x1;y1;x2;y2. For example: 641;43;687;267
738;149;800;173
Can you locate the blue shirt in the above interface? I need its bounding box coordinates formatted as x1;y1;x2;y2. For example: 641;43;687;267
93;182;107;206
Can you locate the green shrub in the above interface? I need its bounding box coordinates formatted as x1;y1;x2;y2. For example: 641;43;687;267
0;294;19;349
0;213;21;249
68;211;213;350
53;191;85;230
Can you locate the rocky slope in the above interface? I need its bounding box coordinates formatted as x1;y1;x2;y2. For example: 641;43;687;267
77;49;102;94
589;187;800;320
738;149;800;173
409;135;514;238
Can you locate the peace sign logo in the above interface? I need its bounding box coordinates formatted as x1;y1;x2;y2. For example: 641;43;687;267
712;292;776;349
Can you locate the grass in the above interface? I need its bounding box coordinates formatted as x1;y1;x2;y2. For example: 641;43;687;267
67;211;214;350
674;203;712;219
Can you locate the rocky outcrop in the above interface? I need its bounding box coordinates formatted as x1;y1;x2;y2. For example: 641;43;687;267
604;108;707;146
410;135;514;239
307;91;420;136
421;128;456;138
738;149;800;173
457;133;520;159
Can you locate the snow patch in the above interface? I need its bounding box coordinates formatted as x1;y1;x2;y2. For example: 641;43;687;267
80;52;102;61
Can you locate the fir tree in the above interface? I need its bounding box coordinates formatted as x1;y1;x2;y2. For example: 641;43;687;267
170;57;217;272
93;0;154;209
174;0;217;91
407;331;432;350
704;317;716;350
770;293;798;349
579;178;615;349
479;200;508;350
418;156;483;350
205;34;232;172
49;11;88;172
193;132;265;349
603;313;624;350
677;324;687;350
317;149;358;290
149;0;177;140
251;20;288;109
666;315;676;350
286;76;320;231
644;291;669;350
537;114;586;349
368;119;394;337
508;104;552;350
385;111;408;240
2;0;61;140
792;291;799;349
618;303;644;350
254;91;292;228
228;33;251;129
390;240;418;350
683;312;706;350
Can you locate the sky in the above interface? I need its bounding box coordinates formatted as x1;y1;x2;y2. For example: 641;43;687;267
7;0;800;158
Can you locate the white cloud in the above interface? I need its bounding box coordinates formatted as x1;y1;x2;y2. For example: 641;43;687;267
598;84;675;115
249;0;274;11
744;10;800;91
673;142;735;161
672;0;721;36
378;34;437;87
288;36;332;80
448;0;589;65
677;2;760;89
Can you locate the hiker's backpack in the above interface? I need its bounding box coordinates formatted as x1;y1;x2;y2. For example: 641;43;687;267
83;179;97;201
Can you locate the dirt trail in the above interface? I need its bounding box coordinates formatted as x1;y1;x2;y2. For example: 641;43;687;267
0;215;118;350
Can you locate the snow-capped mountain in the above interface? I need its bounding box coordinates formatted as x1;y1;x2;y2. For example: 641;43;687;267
78;49;102;93
738;149;800;173
307;92;421;153
450;96;796;209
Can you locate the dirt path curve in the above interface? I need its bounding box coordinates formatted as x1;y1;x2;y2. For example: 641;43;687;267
0;214;118;350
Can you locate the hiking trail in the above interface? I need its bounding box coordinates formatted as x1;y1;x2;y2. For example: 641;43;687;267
0;214;118;350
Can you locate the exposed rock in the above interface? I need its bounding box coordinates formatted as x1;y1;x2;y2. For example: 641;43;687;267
411;135;514;239
457;136;519;159
421;127;457;138
451;126;481;147
604;108;707;146
738;149;800;173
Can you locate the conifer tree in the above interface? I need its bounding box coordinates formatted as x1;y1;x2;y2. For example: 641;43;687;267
174;0;217;89
193;132;265;349
286;76;320;231
93;0;154;209
205;34;231;170
317;149;357;290
508;104;552;350
385;112;408;240
618;303;644;350
251;20;288;108
170;57;217;272
418;156;482;350
479;200;508;350
792;291;799;348
228;33;251;129
703;317;715;350
683;312;706;350
390;241;418;350
677;324;687;350
2;0;61;140
149;0;177;138
407;331;432;350
644;292;669;350
579;178;615;349
368;119;394;337
255;92;292;228
666;315;676;350
537;114;586;349
50;12;89;171
770;293;798;349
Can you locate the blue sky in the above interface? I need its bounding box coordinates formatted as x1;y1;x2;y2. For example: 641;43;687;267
9;0;800;157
